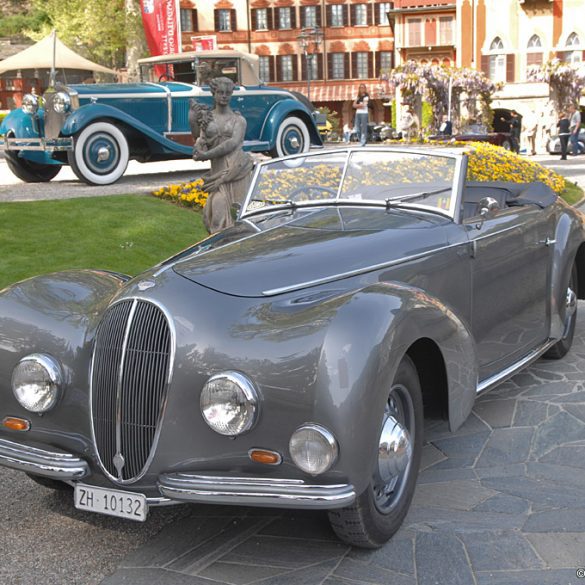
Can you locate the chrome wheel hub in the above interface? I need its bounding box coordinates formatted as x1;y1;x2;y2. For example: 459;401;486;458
97;146;111;163
378;415;412;483
289;136;300;149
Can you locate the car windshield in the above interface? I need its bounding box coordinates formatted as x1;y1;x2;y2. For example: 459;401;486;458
139;57;240;85
244;149;458;217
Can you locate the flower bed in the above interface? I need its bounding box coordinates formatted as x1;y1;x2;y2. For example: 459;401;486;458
152;178;209;209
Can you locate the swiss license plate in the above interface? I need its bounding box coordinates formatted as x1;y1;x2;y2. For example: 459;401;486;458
74;484;148;522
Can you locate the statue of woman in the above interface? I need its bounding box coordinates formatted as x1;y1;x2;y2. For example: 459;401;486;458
190;77;254;234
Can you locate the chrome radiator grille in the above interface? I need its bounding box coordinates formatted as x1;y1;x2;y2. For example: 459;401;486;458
91;299;172;482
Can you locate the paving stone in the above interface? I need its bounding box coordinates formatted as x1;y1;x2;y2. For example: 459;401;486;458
197;562;287;585
432;431;491;460
522;381;579;397
525;533;585;568
510;371;545;388
404;507;526;532
527;462;585;490
420;443;447;470
460;531;543;571
348;534;414;575
236;558;340;585
100;568;221;585
532;410;585;458
550;390;585;403
475;427;534;467
412;480;497;512
333;558;414;585
258;515;337;541
418;468;477;485
473;399;516;428
528;366;569;380
524;508;585;533
473;463;527;480
424;414;490;442
565;403;585;423
415;532;475;585
425;455;478;470
540;445;585;469
512;400;549;427
473;494;530;514
476;569;582;585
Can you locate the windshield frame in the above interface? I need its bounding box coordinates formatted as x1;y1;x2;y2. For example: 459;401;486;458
240;147;466;222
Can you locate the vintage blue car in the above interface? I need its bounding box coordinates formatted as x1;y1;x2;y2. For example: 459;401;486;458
0;50;322;185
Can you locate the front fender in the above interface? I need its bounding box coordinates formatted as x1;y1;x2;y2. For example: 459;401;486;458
261;99;323;147
314;282;476;494
60;104;192;156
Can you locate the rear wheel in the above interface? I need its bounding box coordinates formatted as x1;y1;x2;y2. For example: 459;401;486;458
328;355;423;548
544;264;578;359
68;121;129;185
5;152;61;182
270;116;310;158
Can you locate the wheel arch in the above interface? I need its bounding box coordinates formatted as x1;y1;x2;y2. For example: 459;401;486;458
260;99;322;147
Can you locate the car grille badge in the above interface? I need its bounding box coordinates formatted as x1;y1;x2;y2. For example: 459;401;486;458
113;452;125;478
138;279;155;291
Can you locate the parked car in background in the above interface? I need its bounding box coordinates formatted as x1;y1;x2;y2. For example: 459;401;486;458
547;129;585;155
0;147;583;549
431;123;514;150
349;122;396;143
0;50;322;185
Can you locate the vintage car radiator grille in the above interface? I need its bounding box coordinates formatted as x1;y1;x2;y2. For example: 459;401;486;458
91;299;171;482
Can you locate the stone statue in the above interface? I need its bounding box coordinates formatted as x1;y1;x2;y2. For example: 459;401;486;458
189;77;254;234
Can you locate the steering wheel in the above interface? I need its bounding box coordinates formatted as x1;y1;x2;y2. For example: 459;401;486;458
158;74;174;82
289;185;337;201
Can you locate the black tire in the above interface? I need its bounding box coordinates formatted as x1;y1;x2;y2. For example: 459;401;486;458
270;116;311;158
328;355;423;548
26;473;72;491
67;121;129;185
544;264;578;359
5;152;62;182
501;140;512;151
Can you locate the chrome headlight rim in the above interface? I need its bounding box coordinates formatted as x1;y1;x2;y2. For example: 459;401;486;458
289;423;338;476
200;371;260;436
53;91;71;114
21;93;39;115
11;353;63;413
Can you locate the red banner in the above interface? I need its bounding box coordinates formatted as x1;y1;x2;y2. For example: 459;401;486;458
140;0;181;58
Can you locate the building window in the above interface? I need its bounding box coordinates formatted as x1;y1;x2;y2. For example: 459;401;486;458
256;8;268;30
356;52;369;78
180;9;197;32
278;7;292;30
378;2;391;26
281;55;294;81
306;55;319;80
489;37;506;82
379;51;392;72
259;56;271;81
407;18;422;46
526;34;542;75
354;4;368;26
329;5;344;26
302;5;317;28
217;9;231;31
564;32;582;64
331;53;345;79
438;16;454;45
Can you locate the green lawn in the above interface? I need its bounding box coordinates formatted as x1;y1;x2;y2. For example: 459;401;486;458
561;181;584;206
0;195;208;291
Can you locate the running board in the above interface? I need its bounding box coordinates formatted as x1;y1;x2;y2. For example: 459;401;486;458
476;339;556;396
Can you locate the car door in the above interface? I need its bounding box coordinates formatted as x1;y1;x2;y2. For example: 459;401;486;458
463;190;554;381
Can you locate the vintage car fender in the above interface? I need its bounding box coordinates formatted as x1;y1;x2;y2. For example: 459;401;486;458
60;103;192;156
260;98;323;147
314;282;476;494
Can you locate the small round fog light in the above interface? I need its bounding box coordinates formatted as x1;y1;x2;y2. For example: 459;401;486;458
12;354;62;413
21;93;39;115
53;92;71;114
289;424;338;475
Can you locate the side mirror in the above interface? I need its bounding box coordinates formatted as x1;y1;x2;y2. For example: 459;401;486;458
476;196;500;228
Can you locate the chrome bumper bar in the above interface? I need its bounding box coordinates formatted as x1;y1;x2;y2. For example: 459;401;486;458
0;438;89;480
0;137;73;152
158;473;356;509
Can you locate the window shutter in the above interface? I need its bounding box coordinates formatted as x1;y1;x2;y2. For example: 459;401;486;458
351;53;357;78
214;9;220;31
368;52;374;78
301;6;306;28
230;9;237;30
291;7;297;29
374;3;380;25
301;55;307;80
327;52;333;77
326;5;332;26
350;4;356;26
276;55;282;82
367;4;373;26
251;9;257;30
375;50;381;76
343;5;349;26
480;54;489;75
316;54;323;79
293;55;299;81
267;8;273;29
344;52;350;78
316;5;322;27
506;53;515;82
193;9;198;32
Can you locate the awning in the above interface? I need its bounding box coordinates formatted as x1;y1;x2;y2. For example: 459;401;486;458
284;83;364;103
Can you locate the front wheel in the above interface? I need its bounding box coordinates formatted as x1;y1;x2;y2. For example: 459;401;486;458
67;121;129;185
270;116;311;158
5;152;62;182
328;355;423;548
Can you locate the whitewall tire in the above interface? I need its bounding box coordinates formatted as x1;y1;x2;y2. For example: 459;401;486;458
271;116;311;158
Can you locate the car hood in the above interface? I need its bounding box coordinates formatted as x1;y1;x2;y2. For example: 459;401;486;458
70;82;197;96
172;207;448;297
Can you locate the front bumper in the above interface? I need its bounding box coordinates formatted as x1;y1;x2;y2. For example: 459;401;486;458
0;136;73;152
0;439;356;510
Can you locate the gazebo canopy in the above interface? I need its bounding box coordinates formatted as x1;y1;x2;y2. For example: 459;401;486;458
0;33;117;76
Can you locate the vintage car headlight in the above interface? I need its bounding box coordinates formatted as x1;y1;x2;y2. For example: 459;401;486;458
289;424;338;475
21;93;39;115
11;354;63;413
200;372;259;436
53;92;71;114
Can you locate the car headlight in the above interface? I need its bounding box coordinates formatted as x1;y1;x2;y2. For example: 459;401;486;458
11;354;63;413
53;92;71;114
21;93;39;115
200;372;259;436
289;424;338;475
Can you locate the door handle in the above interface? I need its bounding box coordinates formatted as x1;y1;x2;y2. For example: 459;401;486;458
541;237;556;247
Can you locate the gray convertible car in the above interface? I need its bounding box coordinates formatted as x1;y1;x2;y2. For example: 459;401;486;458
0;147;583;548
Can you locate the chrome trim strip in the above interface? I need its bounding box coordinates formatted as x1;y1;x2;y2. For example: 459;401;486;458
158;473;356;509
476;339;556;395
0;137;73;152
262;239;469;296
0;438;89;479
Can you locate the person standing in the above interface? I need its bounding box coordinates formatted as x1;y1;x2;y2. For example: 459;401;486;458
352;84;369;146
557;111;570;160
509;110;521;154
569;104;582;156
524;112;538;155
